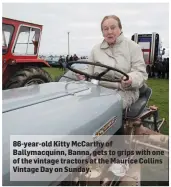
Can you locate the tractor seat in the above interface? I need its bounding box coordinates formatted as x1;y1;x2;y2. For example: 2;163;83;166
125;84;152;119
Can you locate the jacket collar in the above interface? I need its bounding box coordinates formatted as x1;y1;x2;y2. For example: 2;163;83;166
100;32;124;49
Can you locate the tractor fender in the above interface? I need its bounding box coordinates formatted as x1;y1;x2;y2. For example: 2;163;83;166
8;58;51;67
3;60;51;89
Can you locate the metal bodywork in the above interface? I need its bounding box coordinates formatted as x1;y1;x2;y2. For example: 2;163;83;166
46;56;65;67
3;81;123;186
2;63;168;186
45;56;61;67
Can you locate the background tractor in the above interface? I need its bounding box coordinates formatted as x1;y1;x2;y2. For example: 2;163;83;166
131;33;166;77
2;17;52;89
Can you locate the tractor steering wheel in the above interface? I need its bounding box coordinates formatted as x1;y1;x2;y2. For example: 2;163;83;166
66;61;129;82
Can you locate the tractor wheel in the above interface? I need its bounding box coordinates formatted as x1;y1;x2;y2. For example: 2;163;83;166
5;67;52;89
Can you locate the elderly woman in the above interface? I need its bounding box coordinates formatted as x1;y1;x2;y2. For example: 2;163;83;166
78;15;148;109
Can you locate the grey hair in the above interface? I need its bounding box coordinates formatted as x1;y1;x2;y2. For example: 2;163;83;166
101;15;122;31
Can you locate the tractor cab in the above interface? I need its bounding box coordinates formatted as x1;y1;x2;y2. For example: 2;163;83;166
2;24;13;54
2;17;52;90
2;19;40;55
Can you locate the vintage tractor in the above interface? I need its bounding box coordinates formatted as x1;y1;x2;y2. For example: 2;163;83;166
2;17;52;89
2;61;168;186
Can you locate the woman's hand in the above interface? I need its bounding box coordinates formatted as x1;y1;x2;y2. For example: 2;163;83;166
121;76;132;88
76;73;86;80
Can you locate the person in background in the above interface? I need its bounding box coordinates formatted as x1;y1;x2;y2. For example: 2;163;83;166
58;55;64;70
69;55;73;61
73;54;79;61
66;55;69;63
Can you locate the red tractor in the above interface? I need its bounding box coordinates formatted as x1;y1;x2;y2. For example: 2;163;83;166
2;17;52;89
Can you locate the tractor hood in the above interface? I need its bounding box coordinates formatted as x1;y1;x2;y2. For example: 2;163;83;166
3;81;123;135
2;81;123;186
2;81;89;113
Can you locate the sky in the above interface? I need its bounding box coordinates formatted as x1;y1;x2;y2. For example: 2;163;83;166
2;2;169;57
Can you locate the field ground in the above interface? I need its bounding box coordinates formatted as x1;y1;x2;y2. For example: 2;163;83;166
44;67;169;135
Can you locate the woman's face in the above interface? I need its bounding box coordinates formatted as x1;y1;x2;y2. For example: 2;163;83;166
102;18;121;45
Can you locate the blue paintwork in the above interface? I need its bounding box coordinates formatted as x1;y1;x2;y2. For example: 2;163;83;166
2;79;123;186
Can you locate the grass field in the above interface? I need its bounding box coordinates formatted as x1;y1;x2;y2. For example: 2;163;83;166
147;79;169;135
44;67;169;135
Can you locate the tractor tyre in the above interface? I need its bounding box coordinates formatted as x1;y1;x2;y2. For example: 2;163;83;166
5;67;52;89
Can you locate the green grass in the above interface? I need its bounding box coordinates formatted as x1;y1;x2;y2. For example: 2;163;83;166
44;67;65;80
147;79;169;135
44;67;169;135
